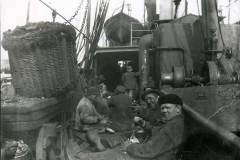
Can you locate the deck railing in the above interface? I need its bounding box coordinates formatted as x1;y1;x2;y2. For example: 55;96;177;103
130;22;152;46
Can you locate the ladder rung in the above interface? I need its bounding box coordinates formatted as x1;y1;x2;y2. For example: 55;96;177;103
131;30;152;32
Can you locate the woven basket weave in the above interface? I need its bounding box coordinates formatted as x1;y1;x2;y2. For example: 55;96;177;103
2;22;78;98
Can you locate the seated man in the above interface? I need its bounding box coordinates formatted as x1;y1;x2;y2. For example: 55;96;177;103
136;88;165;126
76;94;185;160
126;94;185;160
74;87;107;151
96;74;108;98
108;85;134;131
74;87;126;151
75;87;105;130
131;88;165;141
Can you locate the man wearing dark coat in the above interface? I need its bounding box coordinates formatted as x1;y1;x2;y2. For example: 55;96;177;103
108;85;134;131
76;94;185;160
137;88;165;127
126;94;185;160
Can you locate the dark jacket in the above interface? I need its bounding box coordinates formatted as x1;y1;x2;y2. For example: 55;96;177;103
109;93;133;120
138;106;165;126
92;96;110;117
121;72;139;90
126;115;184;160
108;93;134;131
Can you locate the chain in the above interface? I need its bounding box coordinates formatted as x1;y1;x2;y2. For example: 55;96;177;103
64;0;84;24
78;4;88;38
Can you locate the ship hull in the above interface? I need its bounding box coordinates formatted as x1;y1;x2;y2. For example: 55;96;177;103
104;12;144;44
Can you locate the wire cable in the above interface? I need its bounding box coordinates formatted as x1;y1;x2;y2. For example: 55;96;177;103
224;0;239;8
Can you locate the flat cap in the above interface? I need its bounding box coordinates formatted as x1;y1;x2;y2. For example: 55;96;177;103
158;94;183;106
141;88;164;101
115;85;126;93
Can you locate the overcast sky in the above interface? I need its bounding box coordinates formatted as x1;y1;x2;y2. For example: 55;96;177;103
1;0;240;60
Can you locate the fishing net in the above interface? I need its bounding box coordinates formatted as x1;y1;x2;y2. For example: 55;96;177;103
2;22;78;98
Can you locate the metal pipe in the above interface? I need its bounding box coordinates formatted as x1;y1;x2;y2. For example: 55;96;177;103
228;0;231;24
201;0;219;60
130;23;133;46
182;103;240;150
161;90;240;150
139;34;153;92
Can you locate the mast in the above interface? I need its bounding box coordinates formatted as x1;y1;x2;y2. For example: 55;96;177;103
85;0;91;59
185;0;188;16
26;0;31;24
0;0;1;56
228;0;231;24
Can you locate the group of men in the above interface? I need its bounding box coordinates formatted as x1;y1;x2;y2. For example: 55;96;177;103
74;77;185;160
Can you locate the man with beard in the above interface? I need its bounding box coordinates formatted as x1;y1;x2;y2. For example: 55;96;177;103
136;88;165;127
76;94;185;160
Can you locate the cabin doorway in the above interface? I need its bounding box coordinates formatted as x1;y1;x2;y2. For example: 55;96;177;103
94;48;139;91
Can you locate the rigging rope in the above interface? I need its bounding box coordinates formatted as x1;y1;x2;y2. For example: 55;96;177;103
76;5;88;59
38;0;89;39
64;0;84;24
224;0;239;8
77;4;88;38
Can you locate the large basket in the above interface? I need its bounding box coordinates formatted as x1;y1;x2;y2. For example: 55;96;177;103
2;22;78;98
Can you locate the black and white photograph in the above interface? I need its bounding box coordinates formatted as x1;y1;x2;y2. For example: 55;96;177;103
1;0;240;159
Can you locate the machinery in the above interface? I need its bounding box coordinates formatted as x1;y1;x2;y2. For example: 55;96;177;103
32;0;240;159
92;0;240;159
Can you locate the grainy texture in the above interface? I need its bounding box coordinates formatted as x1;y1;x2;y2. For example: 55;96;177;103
2;22;78;98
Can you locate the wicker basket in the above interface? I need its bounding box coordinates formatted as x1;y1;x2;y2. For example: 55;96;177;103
2;22;78;98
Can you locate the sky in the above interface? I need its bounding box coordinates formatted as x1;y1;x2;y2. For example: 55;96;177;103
1;0;240;61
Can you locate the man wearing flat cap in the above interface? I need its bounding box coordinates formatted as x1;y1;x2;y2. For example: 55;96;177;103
75;87;104;129
126;93;185;160
134;88;165;128
74;87;107;151
76;93;185;160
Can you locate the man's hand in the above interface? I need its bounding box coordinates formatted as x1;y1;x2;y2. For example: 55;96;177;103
99;118;108;124
120;140;132;151
129;105;142;115
134;116;143;123
133;116;145;127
